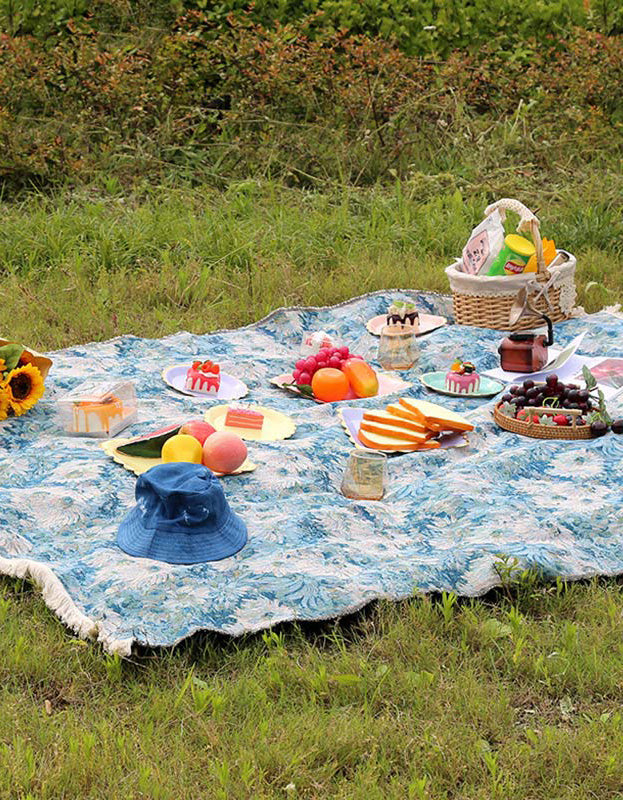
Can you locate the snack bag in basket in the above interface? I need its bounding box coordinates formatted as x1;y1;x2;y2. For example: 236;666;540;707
460;209;504;275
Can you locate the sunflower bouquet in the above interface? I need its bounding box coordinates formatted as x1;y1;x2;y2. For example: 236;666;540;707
0;342;46;420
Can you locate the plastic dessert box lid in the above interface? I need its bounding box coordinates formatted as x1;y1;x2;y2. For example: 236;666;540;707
58;379;138;438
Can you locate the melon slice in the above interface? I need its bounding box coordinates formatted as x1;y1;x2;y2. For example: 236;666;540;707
363;408;430;435
358;428;441;452
385;402;424;425
398;397;474;432
360;420;431;444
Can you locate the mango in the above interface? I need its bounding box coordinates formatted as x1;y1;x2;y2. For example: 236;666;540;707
342;358;379;398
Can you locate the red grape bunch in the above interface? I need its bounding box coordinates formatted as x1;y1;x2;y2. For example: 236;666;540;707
291;346;353;387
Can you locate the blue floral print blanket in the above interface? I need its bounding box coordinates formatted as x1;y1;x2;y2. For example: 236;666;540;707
2;292;623;655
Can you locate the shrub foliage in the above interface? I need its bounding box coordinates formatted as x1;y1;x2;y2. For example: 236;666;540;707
0;8;622;192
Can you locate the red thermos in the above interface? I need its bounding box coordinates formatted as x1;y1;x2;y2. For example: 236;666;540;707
498;315;553;373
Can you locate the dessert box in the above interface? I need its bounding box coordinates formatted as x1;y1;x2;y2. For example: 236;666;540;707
58;380;138;438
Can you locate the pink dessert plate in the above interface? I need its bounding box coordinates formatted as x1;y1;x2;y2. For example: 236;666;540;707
270;372;411;403
366;313;447;337
339;407;469;454
162;365;248;401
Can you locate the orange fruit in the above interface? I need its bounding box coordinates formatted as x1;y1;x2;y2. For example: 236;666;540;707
311;368;350;402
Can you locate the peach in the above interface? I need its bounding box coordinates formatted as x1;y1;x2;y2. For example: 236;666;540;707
179;419;216;445
202;431;248;474
161;434;203;464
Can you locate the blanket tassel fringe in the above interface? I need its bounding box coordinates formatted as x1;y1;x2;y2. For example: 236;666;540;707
0;556;133;657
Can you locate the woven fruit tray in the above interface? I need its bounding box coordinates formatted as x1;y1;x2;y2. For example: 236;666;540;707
493;403;593;440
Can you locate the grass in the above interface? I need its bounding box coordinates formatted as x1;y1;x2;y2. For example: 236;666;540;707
2;151;623;797
2;167;622;350
4;572;623;799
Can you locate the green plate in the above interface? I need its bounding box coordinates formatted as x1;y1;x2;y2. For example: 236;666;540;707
419;371;505;398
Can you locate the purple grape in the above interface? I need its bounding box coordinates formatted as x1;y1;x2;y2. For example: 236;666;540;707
591;421;608;437
510;385;521;395
612;419;623;434
546;374;558;386
523;380;535;390
502;393;514;403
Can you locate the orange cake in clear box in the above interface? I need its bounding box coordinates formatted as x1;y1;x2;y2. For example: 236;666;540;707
72;394;124;435
59;380;137;437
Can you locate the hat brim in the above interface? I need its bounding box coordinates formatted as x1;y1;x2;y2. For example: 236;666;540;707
117;506;247;564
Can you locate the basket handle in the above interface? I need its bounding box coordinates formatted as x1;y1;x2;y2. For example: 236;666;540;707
484;198;546;276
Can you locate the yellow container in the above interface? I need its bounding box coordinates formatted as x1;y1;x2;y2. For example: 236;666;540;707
525;237;556;273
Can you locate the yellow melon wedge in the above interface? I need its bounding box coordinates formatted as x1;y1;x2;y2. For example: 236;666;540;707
385;402;426;425
362;409;430;435
360;420;432;444
358;428;441;452
398;397;474;432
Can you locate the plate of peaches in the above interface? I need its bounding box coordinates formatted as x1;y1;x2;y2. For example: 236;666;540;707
270;345;411;403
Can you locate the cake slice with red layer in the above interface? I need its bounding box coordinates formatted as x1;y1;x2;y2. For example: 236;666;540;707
225;406;264;430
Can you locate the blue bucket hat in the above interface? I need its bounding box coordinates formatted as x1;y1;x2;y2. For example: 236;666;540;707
117;463;247;564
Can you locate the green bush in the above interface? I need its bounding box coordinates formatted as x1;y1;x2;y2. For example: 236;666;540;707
0;13;621;193
4;0;621;53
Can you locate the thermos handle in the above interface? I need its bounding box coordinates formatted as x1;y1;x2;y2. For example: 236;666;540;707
484;198;546;277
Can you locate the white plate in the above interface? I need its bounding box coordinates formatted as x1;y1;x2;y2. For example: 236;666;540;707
366;313;447;337
162;365;248;401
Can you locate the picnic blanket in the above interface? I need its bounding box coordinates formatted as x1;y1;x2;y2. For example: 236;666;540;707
1;291;623;655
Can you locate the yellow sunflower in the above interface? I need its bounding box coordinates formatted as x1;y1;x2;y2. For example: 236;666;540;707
0;386;9;421
4;363;45;416
0;358;6;374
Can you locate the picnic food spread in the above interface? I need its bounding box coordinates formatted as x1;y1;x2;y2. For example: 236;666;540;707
185;359;220;394
11;195;623;578
445;360;480;394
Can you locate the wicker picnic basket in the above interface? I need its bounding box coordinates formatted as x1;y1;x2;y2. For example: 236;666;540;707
493;403;593;440
446;199;577;331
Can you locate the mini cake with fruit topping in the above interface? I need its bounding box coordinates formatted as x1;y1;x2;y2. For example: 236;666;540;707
185;360;220;394
386;301;419;329
225;405;264;430
445;360;480;394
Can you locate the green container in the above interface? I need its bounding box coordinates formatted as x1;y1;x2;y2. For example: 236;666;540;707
487;234;535;276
